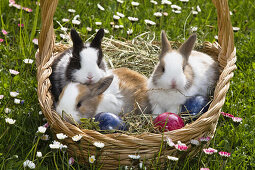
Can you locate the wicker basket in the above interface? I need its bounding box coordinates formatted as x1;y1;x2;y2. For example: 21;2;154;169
36;0;237;168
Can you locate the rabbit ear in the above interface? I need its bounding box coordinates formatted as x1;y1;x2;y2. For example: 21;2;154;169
160;30;172;59
71;28;84;53
178;34;197;61
89;75;113;96
90;28;104;49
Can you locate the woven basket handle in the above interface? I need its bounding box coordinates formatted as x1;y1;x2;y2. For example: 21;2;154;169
38;0;58;67
212;0;235;68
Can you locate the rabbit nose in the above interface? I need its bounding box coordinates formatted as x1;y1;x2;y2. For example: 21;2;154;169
171;80;176;89
87;73;93;80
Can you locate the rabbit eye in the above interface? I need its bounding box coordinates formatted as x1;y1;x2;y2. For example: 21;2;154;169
77;101;82;108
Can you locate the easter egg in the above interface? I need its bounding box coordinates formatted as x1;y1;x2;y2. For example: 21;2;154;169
153;112;184;132
94;112;127;131
181;96;210;115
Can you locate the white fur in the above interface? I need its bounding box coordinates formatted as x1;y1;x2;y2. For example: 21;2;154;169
72;47;106;84
56;83;81;123
148;50;217;115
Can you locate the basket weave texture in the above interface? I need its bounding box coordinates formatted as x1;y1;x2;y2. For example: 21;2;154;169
36;0;237;168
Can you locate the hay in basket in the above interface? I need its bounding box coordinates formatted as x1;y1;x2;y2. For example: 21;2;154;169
36;0;237;168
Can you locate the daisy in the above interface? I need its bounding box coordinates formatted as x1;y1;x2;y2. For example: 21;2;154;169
192;11;198;15
62;18;70;22
0;38;3;43
150;0;158;5
167;156;179;161
93;141;105;149
72;134;82;141
37;126;47;134
161;0;172;5
39;111;43;115
190;139;199;146
5;118;16;124
232;117;242;123
5;108;11;113
119;25;124;28
131;1;139;6
144;19;156;25
10;91;19;97
214;35;218;40
86;27;92;32
128;17;139;22
41;134;49;141
56;133;68;140
197;5;201;12
166;137;175;147
175;141;188;151
104;29;110;34
2;29;8;35
172;10;182;14
114;25;120;29
49;140;61;149
72;20;81;25
23;160;35;169
200;168;210;170
220;112;234;118
0;95;3;99
117;0;124;3
127;29;133;35
97;4;105;11
171;4;182;10
36;151;42;158
18;23;24;27
233;27;240;31
203;147;218;155
23;59;34;64
163;12;169;16
113;15;120;20
32;38;38;45
218;151;231;157
14;98;21;104
116;12;125;18
68;9;76;13
95;22;102;25
89;155;96;163
128;154;141;159
60;34;69;40
190;26;198;32
199;136;211;143
69;157;75;165
180;0;189;2
154;12;162;17
73;15;80;20
229;11;233;15
9;69;19;75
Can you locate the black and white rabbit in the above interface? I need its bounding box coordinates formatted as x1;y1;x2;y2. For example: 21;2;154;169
148;31;219;115
50;28;108;103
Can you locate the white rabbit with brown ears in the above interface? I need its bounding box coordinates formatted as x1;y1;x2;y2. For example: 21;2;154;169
56;68;151;123
148;31;219;115
50;28;108;103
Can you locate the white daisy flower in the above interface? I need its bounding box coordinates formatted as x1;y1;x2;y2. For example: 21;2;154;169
128;154;141;159
172;10;181;14
110;22;115;25
190;139;199;146
179;0;189;2
113;15;120;20
72;19;81;25
36;151;42;158
14;98;21;104
73;15;80;20
171;4;181;10
10;91;19;97
37;126;47;134
229;11;233;15
60;34;69;40
154;12;162;17
131;1;139;6
127;29;133;35
116;12;125;18
95;22;102;25
87;27;92;32
97;4;105;11
114;25;120;29
214;35;218;40
128;16;139;22
150;0;158;5
5;108;11;113
166;137;175;147
5;118;16;124
119;25;124;28
144;19;156;25
68;9;76;13
23;160;35;169
72;134;82;141
95;29;99;33
232;117;242;123
161;0;172;5
56;133;68;140
89;155;96;163
41;134;49;141
190;26;198;32
32;38;38;45
233;27;240;31
39;111;42;115
0;95;4;99
62;18;70;22
49;140;61;149
117;0;124;3
93;141;105;149
9;69;19;75
167;156;179;161
192;11;198;15
197;5;201;12
23;59;34;64
163;12;169;16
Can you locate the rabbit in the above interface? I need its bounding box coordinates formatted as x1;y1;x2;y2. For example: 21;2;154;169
49;28;108;103
147;31;219;115
56;68;151;123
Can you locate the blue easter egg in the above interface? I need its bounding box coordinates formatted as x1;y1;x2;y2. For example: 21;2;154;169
181;96;210;115
94;112;127;131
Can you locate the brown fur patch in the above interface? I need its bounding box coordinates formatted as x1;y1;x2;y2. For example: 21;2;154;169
113;68;151;114
183;64;194;89
152;59;165;86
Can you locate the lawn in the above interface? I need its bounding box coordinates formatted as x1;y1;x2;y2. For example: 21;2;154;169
0;0;254;169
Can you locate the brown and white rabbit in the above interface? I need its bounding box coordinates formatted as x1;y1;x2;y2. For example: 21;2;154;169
56;68;150;123
50;28;108;103
147;31;219;115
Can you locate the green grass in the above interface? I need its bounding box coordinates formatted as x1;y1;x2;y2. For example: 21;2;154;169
0;0;255;169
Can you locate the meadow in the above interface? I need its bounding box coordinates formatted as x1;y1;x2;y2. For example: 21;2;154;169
0;0;255;169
